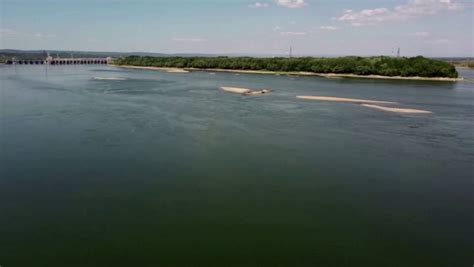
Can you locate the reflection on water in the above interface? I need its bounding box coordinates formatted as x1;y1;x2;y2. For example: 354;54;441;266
1;65;473;266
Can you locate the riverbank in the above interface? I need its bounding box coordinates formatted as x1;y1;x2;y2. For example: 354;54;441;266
315;73;463;82
112;64;462;82
111;65;189;73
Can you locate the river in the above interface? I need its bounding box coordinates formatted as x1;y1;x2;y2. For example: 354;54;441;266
1;65;472;266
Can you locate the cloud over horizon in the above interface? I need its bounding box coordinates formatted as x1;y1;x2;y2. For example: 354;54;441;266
248;2;269;8
320;26;341;31
280;31;308;36
171;37;208;43
337;0;465;26
276;0;307;8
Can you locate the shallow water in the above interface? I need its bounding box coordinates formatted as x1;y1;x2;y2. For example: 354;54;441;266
1;65;473;266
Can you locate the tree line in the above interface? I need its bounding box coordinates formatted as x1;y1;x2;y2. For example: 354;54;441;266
115;55;458;78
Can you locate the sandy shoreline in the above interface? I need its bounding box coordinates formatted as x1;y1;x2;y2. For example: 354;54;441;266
316;73;462;82
112;65;462;82
111;65;189;73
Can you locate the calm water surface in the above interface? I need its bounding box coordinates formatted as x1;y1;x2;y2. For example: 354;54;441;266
1;65;473;266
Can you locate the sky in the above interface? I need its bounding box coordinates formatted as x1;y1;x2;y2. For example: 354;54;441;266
0;0;473;57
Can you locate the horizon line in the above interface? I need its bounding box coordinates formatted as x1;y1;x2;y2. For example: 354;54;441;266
1;48;473;59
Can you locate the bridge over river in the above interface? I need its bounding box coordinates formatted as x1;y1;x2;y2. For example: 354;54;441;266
6;57;113;65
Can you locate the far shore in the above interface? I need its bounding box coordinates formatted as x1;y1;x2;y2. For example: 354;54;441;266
111;64;463;82
110;65;189;73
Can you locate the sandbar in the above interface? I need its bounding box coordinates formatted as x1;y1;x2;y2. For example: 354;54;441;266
166;69;189;73
297;96;396;104
220;87;252;94
361;104;432;114
220;87;273;96
93;77;127;81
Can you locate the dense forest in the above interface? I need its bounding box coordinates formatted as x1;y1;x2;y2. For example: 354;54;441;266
115;56;459;78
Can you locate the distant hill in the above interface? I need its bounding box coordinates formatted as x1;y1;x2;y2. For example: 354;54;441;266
0;49;161;62
0;49;226;63
0;49;342;62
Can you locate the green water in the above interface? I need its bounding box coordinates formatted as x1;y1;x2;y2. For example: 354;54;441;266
1;65;473;266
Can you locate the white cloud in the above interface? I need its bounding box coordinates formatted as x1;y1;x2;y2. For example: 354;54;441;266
410;31;432;37
280;31;308;36
87;37;102;43
0;28;56;39
172;37;208;43
273;25;282;32
425;38;453;45
337;8;391;26
337;0;464;26
0;28;20;37
394;0;463;16
276;0;307;8
320;26;341;31
249;2;269;8
34;32;57;38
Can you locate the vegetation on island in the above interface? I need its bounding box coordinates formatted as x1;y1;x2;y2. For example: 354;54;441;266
115;55;459;78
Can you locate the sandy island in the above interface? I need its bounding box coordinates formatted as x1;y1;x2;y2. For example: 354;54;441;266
297;96;397;105
361;104;432;114
220;87;251;94
297;96;431;114
93;77;127;81
220;87;272;96
112;65;462;82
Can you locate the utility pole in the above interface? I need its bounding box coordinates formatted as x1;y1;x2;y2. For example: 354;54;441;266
289;46;293;58
397;47;400;58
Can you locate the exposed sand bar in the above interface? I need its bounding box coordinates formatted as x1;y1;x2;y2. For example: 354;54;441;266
112;65;462;82
297;96;397;104
220;87;272;95
166;69;189;73
93;77;127;81
220;87;252;94
361;104;432;114
110;65;188;73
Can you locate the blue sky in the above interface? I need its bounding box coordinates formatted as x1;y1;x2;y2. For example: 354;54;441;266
1;0;473;56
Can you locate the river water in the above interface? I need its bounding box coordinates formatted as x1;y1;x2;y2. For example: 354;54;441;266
1;65;473;266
